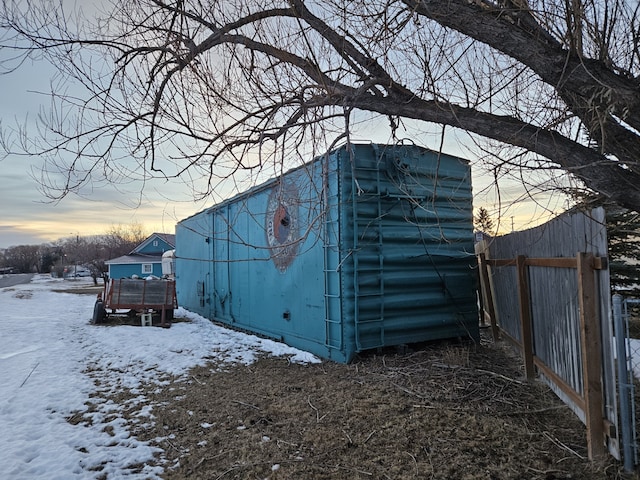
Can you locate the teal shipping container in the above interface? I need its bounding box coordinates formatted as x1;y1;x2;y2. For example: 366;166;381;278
176;143;478;363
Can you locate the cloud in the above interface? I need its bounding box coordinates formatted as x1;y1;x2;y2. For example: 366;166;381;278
0;152;211;248
0;225;53;248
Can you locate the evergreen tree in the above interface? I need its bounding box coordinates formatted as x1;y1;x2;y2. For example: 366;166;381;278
474;207;494;235
606;206;640;297
571;193;640;297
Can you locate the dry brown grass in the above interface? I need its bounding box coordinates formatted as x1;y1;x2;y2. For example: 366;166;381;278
82;331;634;480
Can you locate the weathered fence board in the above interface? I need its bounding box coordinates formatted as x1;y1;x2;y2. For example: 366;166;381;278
477;207;617;460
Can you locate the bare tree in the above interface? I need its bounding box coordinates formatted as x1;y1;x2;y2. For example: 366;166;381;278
2;244;41;273
0;225;148;277
102;223;148;259
1;1;639;211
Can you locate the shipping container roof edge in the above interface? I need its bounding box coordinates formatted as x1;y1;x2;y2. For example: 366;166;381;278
177;141;471;225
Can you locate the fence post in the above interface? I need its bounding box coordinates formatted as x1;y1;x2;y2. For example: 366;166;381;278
516;255;535;379
478;253;499;341
577;252;605;460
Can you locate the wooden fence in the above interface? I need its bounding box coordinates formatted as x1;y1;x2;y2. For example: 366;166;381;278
476;208;618;460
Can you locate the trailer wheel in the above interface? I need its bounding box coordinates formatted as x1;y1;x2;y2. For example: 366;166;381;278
92;301;107;324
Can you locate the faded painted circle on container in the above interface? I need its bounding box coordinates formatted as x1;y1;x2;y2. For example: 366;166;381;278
266;182;300;272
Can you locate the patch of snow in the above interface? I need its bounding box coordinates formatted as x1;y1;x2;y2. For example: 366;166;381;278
0;274;319;479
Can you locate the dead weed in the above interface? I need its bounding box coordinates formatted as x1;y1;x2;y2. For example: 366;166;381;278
78;334;634;480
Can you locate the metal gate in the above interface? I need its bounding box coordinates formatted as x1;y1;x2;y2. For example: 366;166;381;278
612;294;639;471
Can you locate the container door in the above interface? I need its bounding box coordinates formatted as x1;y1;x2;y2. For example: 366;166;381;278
212;206;233;323
176;212;214;319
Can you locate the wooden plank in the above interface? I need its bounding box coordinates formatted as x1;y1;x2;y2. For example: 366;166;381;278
516;255;535;380
533;357;586;412
593;256;608;270
478;253;500;341
489;256;606;269
525;257;577;268
577;252;606;460
498;327;521;350
486;258;516;267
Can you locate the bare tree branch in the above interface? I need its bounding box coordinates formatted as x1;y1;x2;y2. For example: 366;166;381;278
1;0;639;213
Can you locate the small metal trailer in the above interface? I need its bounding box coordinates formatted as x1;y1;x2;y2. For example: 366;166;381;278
93;278;178;327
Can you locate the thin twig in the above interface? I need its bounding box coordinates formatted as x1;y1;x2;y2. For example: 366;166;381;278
19;362;39;387
405;451;418;476
188;456;206;473
308;396;319;421
391;382;425;399
307;396;326;422
476;368;525;385
164;438;180;452
364;430;377;444
504;405;568;416
231;400;261;410
187;449;240;475
543;432;585;459
330;464;373;476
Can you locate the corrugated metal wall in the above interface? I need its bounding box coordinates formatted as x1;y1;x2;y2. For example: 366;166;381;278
176;210;213;319
177;159;333;356
338;144;478;352
176;143;478;362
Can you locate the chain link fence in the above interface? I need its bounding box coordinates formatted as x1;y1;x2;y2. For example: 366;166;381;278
612;295;640;471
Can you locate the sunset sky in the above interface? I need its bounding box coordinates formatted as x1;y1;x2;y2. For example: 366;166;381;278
0;56;213;248
0;47;563;250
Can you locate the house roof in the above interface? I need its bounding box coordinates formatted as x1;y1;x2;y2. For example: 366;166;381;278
105;254;163;265
155;232;176;246
131;232;176;255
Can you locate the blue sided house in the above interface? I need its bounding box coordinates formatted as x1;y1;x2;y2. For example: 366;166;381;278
106;233;176;279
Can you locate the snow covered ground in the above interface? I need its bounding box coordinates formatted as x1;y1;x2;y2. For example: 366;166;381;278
0;274;318;479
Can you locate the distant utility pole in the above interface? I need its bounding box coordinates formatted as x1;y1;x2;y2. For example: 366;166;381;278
511;216;514;232
71;232;79;277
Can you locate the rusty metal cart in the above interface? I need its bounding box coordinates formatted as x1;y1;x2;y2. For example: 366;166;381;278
95;278;177;327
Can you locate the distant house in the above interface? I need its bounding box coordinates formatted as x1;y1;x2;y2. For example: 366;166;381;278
105;233;176;279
